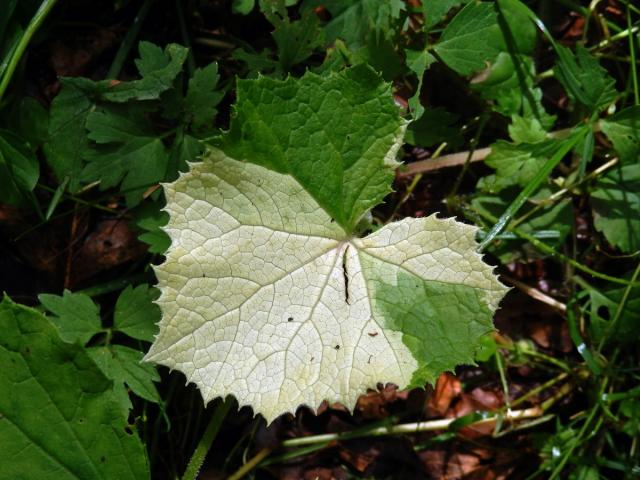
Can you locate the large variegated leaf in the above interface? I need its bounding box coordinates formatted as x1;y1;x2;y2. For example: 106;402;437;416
145;150;508;422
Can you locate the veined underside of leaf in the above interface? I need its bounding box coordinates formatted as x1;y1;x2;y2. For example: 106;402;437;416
144;149;508;423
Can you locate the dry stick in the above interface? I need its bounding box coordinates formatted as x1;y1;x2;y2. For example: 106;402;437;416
502;275;567;313
398;128;575;177
398;147;492;177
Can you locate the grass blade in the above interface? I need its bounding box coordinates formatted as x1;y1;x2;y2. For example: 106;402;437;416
479;127;588;251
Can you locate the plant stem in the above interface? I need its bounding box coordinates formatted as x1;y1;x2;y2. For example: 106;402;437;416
502;275;567;312
510;157;618;229
549;386;605;478
591;24;640;51
627;6;639;105
510;372;570;409
227;448;272;480
176;0;196;77
181;396;233;480
471;206;640;287
0;0;59;103
280;407;542;449
449;112;489;198
106;0;154;79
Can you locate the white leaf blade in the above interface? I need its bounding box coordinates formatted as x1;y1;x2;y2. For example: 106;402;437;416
145;149;508;423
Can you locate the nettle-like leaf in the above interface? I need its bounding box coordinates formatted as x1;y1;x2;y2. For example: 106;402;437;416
433;1;501;76
0;295;149;479
145;67;508;423
219;66;405;232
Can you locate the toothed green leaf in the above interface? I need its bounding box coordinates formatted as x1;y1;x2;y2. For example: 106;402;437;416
218;66;406;232
145;69;507;423
0;296;148;479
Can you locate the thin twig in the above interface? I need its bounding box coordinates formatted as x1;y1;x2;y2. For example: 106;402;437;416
397;147;491;177
280;407;543;448
502;275;567;313
398;128;574;178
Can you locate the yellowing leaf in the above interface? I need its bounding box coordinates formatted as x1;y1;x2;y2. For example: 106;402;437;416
145;150;508;423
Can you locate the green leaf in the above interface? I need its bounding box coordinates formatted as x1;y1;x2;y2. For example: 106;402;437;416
232;0;255;14
554;45;617;111
494;0;537;55
145;149;508;423
0;0;17;42
508;115;547;144
134;200;171;254
44;77;99;191
404;107;462;148
233;48;279;78
434;1;501;76
422;0;469;30
0;295;149;479
271;11;325;73
587;281;640;344
101;42;188;103
88;345;161;414
38;290;102;345
83;103;171;198
184;63;224;133
353;33;404;81
600;106;640;165
0;129;39;206
472;53;555;129
113;285;160;342
478;139;559;193
591;163;640;253
569;466;600;480
303;0;404;47
218;65;406;232
472;188;573;263
168;130;203;179
5;96;49;149
85;104;155;144
620;399;640;437
406;49;436;120
82;137;167;204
